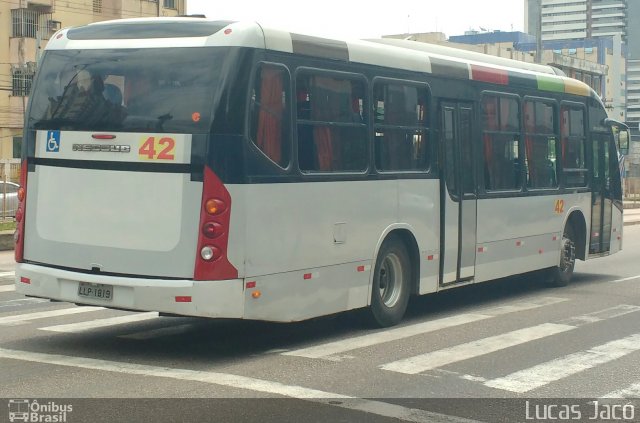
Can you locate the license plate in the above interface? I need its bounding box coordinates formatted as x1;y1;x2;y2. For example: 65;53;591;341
77;282;113;301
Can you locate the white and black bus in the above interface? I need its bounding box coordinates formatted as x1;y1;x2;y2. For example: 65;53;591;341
15;18;629;327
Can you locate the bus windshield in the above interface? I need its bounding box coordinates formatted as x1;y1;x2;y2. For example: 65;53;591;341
28;47;226;134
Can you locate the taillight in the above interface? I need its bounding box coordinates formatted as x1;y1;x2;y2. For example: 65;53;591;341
193;166;238;281
15;159;28;262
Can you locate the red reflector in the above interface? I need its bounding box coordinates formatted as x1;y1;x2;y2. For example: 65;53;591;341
92;134;116;140
20;277;31;284
224;28;232;35
427;255;434;261
175;296;192;303
303;273;312;280
357;266;365;272
539;249;544;254
516;241;522;247
246;281;256;289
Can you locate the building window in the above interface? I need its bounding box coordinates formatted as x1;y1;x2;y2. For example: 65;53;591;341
13;137;22;159
93;0;102;13
11;8;41;38
11;65;35;97
163;0;176;8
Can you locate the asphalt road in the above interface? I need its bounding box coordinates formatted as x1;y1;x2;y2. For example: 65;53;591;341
1;227;640;423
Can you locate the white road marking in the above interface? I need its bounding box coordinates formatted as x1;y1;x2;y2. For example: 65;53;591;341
0;285;15;293
0;298;49;309
484;334;640;393
381;323;575;374
0;348;481;423
0;271;15;278
558;305;640;327
610;275;640;284
601;382;640;398
283;297;567;360
119;323;193;340
0;306;104;326
40;312;159;333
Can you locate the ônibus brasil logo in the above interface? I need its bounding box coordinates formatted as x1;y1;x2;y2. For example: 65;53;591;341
8;399;73;422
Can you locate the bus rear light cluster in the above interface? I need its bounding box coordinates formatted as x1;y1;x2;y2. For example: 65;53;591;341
15;160;28;262
193;167;238;281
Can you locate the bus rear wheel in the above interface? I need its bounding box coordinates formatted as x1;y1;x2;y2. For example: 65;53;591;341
369;235;411;327
548;224;576;287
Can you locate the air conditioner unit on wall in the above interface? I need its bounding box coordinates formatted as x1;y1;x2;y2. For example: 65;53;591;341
48;20;61;33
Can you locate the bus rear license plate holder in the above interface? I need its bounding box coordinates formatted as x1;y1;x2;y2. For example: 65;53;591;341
77;282;113;302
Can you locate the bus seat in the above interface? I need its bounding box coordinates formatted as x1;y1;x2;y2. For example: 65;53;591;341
104;83;123;106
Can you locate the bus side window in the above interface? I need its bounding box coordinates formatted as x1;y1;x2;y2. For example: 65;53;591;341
482;95;521;191
296;72;367;173
560;104;587;187
249;63;291;168
374;80;429;172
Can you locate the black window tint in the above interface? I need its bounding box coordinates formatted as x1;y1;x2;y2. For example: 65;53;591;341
482;95;521;191
561;105;587;187
28;48;226;134
296;72;367;172
249;63;291;168
374;81;429;172
524;99;558;189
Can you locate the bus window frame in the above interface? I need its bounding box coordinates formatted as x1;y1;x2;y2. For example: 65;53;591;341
247;61;294;172
522;95;561;192
371;76;432;175
559;100;589;190
479;91;524;195
293;66;370;176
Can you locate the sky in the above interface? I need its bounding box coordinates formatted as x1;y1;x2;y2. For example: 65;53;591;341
186;0;525;40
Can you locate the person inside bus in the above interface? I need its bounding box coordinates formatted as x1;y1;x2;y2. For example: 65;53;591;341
46;69;124;128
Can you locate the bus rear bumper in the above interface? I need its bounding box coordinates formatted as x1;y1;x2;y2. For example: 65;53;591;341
14;263;244;318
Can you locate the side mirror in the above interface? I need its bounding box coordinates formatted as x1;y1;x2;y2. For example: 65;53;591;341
617;128;629;156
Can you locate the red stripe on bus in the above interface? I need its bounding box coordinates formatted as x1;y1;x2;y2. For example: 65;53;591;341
471;65;509;85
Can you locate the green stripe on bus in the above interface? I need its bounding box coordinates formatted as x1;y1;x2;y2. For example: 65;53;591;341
537;75;565;93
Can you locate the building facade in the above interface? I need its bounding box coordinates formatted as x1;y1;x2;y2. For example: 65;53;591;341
0;0;187;160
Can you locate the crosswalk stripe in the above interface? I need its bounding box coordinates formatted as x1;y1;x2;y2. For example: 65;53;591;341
0;298;49;309
283;297;567;360
0;306;104;325
602;382;640;398
0;347;481;423
484;333;640;393
0;285;15;293
380;323;575;374
119;324;194;340
611;274;640;283
0;271;15;278
40;312;159;333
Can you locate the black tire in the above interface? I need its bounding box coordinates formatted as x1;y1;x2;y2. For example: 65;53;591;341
369;235;412;327
548;223;577;287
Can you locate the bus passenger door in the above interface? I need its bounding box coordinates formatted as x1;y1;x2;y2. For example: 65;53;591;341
589;133;615;254
440;102;477;284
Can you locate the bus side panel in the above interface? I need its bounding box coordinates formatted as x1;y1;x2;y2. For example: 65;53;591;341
475;193;590;282
609;205;623;255
238;179;438;321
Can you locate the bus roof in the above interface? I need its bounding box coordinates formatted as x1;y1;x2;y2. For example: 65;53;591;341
47;17;596;99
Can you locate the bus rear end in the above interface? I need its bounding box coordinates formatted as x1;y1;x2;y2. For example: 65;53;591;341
14;19;254;318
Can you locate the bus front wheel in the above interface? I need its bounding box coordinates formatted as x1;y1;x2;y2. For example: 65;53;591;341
369;235;411;327
548;224;576;287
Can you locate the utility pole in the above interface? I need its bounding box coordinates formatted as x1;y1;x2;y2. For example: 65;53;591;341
535;3;542;64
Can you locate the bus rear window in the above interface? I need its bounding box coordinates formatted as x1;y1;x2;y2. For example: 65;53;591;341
28;48;226;134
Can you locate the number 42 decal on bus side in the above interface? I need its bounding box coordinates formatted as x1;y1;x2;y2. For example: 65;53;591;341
554;199;565;214
139;136;176;161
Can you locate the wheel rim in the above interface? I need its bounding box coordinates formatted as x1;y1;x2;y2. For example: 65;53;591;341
559;234;576;273
378;253;403;308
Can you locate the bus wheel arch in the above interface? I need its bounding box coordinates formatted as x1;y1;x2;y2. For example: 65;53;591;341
368;229;419;327
564;210;587;261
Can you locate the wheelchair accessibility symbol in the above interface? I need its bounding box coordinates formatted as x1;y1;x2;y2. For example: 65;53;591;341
46;130;60;152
